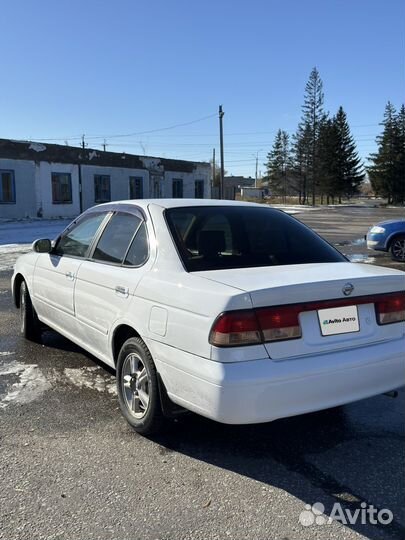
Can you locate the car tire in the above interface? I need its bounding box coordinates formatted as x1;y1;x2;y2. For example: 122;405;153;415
116;337;165;435
20;280;42;342
390;235;405;262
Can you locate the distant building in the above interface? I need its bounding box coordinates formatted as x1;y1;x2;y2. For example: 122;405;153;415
222;175;255;200
240;187;265;200
0;139;211;219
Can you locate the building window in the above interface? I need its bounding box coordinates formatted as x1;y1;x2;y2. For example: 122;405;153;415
94;175;111;203
172;178;183;198
0;170;16;204
51;173;72;204
195;180;204;198
129;176;143;199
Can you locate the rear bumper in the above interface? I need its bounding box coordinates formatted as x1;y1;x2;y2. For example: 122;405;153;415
149;337;405;424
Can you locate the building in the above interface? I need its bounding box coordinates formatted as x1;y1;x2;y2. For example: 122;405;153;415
223;175;255;200
240;187;265;200
0;138;211;219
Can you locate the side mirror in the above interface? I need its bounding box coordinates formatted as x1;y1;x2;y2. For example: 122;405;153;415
32;238;52;253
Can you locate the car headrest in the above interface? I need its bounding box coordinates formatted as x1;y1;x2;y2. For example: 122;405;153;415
198;230;226;258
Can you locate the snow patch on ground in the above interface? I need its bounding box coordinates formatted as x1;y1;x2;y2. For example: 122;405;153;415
64;366;117;395
347;254;377;264
0;360;51;408
0;244;31;271
269;205;321;214
0;351;15;356
0;219;70;271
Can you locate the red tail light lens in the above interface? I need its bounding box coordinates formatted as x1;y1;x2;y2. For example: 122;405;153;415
375;292;405;325
209;306;301;347
256;305;302;342
209;310;262;346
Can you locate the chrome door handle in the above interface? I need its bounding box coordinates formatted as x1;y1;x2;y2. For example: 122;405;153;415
65;271;75;280
115;285;129;298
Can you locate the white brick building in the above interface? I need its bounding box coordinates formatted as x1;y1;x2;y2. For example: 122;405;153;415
0;139;211;219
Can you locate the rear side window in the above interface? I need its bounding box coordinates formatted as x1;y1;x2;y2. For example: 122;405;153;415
165;206;346;272
54;212;106;258
124;222;149;266
92;212;141;264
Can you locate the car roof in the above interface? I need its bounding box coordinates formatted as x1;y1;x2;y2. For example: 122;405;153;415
94;198;265;211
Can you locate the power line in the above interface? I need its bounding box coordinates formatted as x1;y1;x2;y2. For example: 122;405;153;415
89;113;218;140
24;122;382;145
34;113;217;142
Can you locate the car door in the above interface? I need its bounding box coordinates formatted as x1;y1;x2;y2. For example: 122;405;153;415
74;209;151;359
33;211;109;334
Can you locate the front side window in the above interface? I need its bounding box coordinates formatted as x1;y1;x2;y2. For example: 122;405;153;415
172;179;183;198
52;173;72;204
92;212;141;264
166;206;346;272
129;177;143;199
54;212;106;258
194;180;204;198
94;175;111;203
0;170;16;204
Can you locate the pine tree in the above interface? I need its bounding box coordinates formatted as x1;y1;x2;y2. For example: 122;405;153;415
334;106;364;200
318;118;340;203
292;122;313;204
317;107;364;203
397;104;405;203
294;67;327;205
368;102;404;204
264;129;291;199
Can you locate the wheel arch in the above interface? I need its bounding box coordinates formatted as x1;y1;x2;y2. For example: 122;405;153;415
111;324;142;366
12;273;25;308
387;232;405;249
112;323;185;421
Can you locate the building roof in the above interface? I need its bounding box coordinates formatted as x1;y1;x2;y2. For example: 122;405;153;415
0;138;209;173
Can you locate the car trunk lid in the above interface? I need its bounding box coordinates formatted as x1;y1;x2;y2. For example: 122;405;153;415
196;262;405;359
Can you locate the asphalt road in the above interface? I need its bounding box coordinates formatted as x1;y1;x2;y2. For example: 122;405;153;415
0;205;404;540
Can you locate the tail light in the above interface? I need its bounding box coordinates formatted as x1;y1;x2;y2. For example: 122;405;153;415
375;292;405;325
210;291;405;347
209;311;262;346
209;306;301;347
256;305;301;342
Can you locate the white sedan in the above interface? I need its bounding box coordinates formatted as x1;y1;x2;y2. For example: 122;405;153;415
12;199;405;434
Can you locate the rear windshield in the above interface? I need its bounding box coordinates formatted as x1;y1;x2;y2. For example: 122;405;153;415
165;206;346;272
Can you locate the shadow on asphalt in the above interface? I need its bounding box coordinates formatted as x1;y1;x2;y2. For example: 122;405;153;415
150;399;405;540
40;330;116;376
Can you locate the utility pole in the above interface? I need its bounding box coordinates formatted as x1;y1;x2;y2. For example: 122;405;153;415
219;105;225;199
79;135;85;212
283;163;287;204
212;148;216;197
253;149;263;188
103;139;107;152
255;154;258;188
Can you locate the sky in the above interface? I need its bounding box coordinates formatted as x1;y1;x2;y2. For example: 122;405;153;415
1;0;404;177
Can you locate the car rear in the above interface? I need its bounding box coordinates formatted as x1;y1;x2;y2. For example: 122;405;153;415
161;204;405;424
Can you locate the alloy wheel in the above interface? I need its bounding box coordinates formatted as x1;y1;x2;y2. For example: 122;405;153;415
392;238;405;261
121;352;150;418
